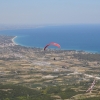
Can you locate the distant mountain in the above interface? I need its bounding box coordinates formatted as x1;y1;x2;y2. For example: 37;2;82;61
0;24;44;30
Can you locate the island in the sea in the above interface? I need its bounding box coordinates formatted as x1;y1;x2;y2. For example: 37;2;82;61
0;35;100;100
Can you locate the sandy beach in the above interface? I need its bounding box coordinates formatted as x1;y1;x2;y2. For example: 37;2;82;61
12;36;18;45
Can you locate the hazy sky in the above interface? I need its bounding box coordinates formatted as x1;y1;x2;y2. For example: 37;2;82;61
0;0;100;25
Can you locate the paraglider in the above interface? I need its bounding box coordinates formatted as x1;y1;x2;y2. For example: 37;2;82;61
44;42;61;61
54;58;56;60
44;42;60;50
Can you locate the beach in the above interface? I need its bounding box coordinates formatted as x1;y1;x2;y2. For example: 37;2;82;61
12;36;18;45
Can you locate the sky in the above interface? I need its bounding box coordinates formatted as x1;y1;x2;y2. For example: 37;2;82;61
0;0;100;26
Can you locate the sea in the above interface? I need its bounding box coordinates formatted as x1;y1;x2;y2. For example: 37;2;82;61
0;24;100;53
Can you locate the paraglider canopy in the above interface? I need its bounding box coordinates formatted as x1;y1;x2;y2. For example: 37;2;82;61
44;42;61;50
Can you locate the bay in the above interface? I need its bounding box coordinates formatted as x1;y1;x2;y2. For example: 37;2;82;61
0;24;100;53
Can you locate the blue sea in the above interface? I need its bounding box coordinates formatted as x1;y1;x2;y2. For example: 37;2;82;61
0;24;100;53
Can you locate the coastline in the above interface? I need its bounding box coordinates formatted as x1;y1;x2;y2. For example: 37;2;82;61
11;36;98;54
11;36;99;54
12;36;18;45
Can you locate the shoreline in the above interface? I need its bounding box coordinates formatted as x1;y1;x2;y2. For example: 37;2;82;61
11;36;99;54
12;36;18;45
